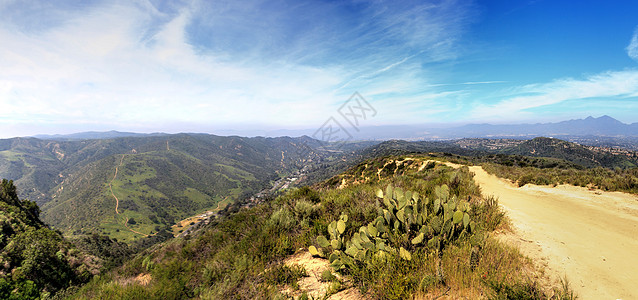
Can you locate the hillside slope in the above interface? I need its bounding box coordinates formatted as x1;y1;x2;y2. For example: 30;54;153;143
362;137;638;169
498;137;638;168
0;134;341;240
0;179;98;299
70;156;574;299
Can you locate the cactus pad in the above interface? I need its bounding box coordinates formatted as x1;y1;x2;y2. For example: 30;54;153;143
309;245;322;257
463;213;470;228
411;232;425;245
331;239;342;250
317;235;330;248
453;211;463;224
399;247;412;261
337;220;346;234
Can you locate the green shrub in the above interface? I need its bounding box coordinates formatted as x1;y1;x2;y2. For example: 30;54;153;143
294;199;316;220
518;174;535;187
268;207;296;232
264;264;307;290
290;186;321;204
487;279;544;299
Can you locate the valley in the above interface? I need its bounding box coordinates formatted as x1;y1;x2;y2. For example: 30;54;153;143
2;133;638;299
4;1;638;298
3;133;638;243
0;134;342;242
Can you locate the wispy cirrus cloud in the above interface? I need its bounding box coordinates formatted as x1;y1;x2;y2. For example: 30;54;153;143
0;0;476;137
627;26;638;62
464;26;638;124
2;1;638;138
469;69;638;122
426;81;507;87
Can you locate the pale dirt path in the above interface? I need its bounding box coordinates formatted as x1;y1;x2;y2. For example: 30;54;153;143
467;165;638;300
123;216;150;237
109;154;150;237
172;197;228;236
109;154;126;214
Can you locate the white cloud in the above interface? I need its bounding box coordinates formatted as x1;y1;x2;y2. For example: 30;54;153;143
469;70;638;121
0;2;342;127
0;0;475;138
628;26;638;62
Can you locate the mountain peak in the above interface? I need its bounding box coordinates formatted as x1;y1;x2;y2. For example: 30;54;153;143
590;115;623;124
597;115;618;121
585;115;618;122
445;115;635;138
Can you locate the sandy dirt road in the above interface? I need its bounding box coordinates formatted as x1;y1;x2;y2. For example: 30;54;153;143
467;166;638;299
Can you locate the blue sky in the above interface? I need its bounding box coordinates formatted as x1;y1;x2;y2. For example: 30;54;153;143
1;0;638;138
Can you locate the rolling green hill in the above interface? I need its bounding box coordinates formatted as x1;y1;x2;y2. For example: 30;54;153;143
3;133;625;298
3;134;637;243
70;155;575;299
360;137;638;169
498;137;638;168
0;134;340;241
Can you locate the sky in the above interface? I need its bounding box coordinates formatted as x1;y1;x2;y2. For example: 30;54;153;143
1;0;638;138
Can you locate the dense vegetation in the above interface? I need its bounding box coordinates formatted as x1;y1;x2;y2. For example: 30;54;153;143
483;163;638;193
3;134;636;243
363;137;638;169
0;179;98;299
0;134;336;241
422;151;638;195
2;134;634;298
363;137;638;194
497;137;638;168
70;157;574;299
69;234;135;271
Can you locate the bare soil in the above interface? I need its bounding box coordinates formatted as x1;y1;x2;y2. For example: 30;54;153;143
283;251;364;299
468;165;638;300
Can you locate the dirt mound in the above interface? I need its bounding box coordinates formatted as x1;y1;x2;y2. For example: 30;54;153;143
282;251;364;299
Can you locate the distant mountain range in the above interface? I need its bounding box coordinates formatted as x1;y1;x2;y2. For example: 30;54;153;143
441;115;638;138
28;116;638;141
349;115;638;140
361;137;638;169
1;129;637;243
33;130;169;140
3;115;636;242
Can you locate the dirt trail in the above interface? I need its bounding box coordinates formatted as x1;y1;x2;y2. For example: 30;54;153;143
109;154;126;214
467;165;638;299
172;198;228;236
281;151;285;167
123;216;149;237
109;154;150;237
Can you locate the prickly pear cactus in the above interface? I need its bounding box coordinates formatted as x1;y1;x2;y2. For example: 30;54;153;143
312;183;479;272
